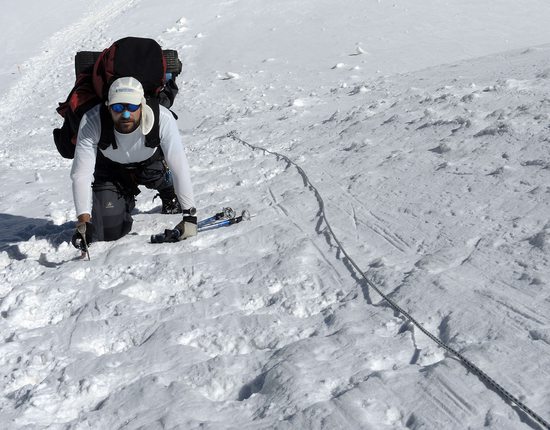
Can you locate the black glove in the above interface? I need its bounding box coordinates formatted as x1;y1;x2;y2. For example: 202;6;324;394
174;215;198;240
71;222;94;250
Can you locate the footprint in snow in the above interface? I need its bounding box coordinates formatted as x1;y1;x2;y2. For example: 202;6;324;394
219;72;240;80
332;63;347;70
349;46;366;56
164;17;189;33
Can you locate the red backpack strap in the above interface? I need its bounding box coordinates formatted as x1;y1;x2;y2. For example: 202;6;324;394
55;71;99;118
92;46;116;100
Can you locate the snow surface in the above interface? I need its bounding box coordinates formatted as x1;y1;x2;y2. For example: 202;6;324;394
1;0;550;428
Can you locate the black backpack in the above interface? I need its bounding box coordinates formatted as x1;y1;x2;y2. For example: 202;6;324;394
53;37;182;159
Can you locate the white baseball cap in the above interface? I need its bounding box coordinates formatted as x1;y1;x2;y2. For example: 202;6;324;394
108;76;144;105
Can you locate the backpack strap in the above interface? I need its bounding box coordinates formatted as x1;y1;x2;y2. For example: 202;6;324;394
144;97;161;148
98;99;161;151
98;104;117;150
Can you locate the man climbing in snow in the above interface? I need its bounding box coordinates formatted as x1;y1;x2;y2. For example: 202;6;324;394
70;76;197;248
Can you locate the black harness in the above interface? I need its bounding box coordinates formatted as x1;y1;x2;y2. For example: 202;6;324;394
98;97;161;151
94;98;166;196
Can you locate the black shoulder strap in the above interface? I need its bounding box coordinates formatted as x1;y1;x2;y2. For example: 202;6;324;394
144;97;161;148
97;100;161;151
98;104;116;150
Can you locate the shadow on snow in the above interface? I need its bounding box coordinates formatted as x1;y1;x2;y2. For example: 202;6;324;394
0;213;74;261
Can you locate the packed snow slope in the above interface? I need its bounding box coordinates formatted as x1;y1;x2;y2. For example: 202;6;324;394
1;1;550;429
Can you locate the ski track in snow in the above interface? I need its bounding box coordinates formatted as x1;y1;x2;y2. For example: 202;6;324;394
0;0;138;169
1;1;550;429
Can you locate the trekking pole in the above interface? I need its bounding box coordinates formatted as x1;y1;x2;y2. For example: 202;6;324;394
198;210;251;232
150;208;248;243
198;207;236;228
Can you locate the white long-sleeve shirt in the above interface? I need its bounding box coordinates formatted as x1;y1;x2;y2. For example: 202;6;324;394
70;104;195;216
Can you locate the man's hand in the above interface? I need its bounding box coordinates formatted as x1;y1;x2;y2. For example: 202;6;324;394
71;221;94;250
77;213;91;224
174;215;198;240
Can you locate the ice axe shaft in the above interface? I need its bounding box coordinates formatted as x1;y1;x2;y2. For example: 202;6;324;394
77;223;90;260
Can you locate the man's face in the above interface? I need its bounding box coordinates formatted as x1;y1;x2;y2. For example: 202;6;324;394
109;103;142;134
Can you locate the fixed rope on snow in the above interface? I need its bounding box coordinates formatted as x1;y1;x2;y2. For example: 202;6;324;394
225;130;550;430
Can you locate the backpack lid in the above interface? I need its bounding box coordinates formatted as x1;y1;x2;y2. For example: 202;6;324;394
93;37;166;100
